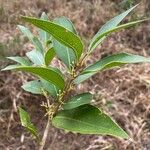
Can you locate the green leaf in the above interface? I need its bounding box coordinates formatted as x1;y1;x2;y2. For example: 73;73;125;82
74;53;150;84
53;16;77;69
44;47;56;66
89;19;149;52
7;56;32;66
52;104;129;139
18;107;39;140
22;80;43;94
22;79;59;97
21;16;83;60
63;93;92;110
83;53;150;72
53;40;76;69
40;79;59;97
39;12;51;44
73;72;95;85
1;64;21;71
89;4;138;52
18;25;44;54
2;66;65;90
48;66;64;79
26;50;44;66
53;16;77;34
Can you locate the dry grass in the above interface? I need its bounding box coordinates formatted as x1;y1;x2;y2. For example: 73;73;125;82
0;0;150;149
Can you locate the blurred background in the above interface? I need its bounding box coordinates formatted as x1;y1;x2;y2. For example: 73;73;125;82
0;0;150;149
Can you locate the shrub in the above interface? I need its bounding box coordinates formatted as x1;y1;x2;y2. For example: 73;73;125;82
2;4;150;150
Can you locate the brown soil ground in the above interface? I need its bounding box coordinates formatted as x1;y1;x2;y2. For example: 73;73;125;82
0;0;150;150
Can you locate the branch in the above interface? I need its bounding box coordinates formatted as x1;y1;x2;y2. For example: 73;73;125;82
39;116;51;150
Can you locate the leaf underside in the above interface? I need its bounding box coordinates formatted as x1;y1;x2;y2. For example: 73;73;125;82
52;16;77;69
74;53;150;84
21;80;43;94
19;107;39;140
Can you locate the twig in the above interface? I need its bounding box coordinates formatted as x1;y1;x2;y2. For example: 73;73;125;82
39;52;89;150
39;116;51;150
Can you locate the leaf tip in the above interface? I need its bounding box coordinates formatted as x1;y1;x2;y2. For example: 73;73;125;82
119;131;129;139
21;16;32;22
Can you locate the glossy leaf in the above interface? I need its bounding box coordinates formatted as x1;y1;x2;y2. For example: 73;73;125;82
53;17;77;69
18;25;44;54
52;104;129;138
48;66;64;79
44;47;56;66
89;4;138;52
2;66;65;90
7;56;31;66
19;107;39;140
26;50;44;65
22;80;43;94
22;16;83;59
39;12;50;44
63;93;92;110
74;53;150;84
89;19;149;52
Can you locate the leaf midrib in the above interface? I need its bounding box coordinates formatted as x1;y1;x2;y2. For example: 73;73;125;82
54;115;118;133
25;18;82;58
